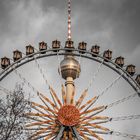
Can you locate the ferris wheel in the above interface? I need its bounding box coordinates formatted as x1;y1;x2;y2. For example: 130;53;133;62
0;0;140;140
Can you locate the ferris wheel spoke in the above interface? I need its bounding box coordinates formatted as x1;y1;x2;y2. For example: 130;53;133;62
68;131;73;139
70;86;76;105
37;94;57;117
78;53;82;67
56;50;64;85
25;128;46;131
34;56;50;86
109;114;140;122
26;120;54;128
49;86;63;107
26;116;54;127
72;127;82;140
92;120;110;125
29;130;56;140
34;49;64;107
87;59;104;91
25;118;55;131
81;107;107;122
29;126;57;140
13;68;38;94
76;89;88;108
63;131;67;140
48;89;58;109
80;106;105;116
30;106;53;121
82;116;109;124
106;92;138;109
29;130;50;139
25;112;56;120
77;130;90;140
82;122;109;132
79;96;98;111
82;130;110;136
44;133;57;140
55;126;65;140
80;125;104;140
30;133;54;140
98;72;124;98
0;85;12;94
26;124;51;128
110;130;140;140
79;60;104;103
37;92;59;111
31;102;57;117
61;84;67;105
25;117;52;127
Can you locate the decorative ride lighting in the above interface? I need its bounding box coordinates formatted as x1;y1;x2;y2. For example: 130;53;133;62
1;57;10;69
126;65;136;76
91;45;100;57
136;75;140;85
65;40;74;51
13;50;22;62
39;41;47;54
78;42;87;54
103;49;112;62
115;56;124;68
26;45;34;57
52;40;61;52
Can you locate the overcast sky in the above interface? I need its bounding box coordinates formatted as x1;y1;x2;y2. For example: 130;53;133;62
0;0;140;139
0;0;140;65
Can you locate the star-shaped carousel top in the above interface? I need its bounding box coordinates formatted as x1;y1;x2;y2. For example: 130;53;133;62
25;85;110;140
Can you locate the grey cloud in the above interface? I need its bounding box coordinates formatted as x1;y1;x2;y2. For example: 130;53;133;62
71;0;140;52
0;0;140;52
0;0;139;68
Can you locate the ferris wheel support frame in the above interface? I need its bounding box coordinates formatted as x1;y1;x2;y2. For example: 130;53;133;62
55;126;82;140
0;48;139;96
0;48;140;140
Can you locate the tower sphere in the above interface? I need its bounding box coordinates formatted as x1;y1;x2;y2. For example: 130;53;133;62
60;55;81;80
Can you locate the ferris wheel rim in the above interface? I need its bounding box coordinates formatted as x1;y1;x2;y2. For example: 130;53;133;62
0;47;140;140
0;48;139;95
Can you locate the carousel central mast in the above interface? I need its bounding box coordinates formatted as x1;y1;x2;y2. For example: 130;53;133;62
60;0;81;104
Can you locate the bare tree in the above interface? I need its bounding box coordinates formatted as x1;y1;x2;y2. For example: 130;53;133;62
0;85;31;140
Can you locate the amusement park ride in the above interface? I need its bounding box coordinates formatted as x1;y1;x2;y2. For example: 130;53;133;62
0;0;140;140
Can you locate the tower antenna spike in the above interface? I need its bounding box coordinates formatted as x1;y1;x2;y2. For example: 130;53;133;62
68;0;72;40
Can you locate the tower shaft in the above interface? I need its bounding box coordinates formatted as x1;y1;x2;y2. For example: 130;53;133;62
66;77;74;104
60;1;81;105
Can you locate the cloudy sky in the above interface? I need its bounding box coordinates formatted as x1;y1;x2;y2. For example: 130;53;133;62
0;0;140;139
